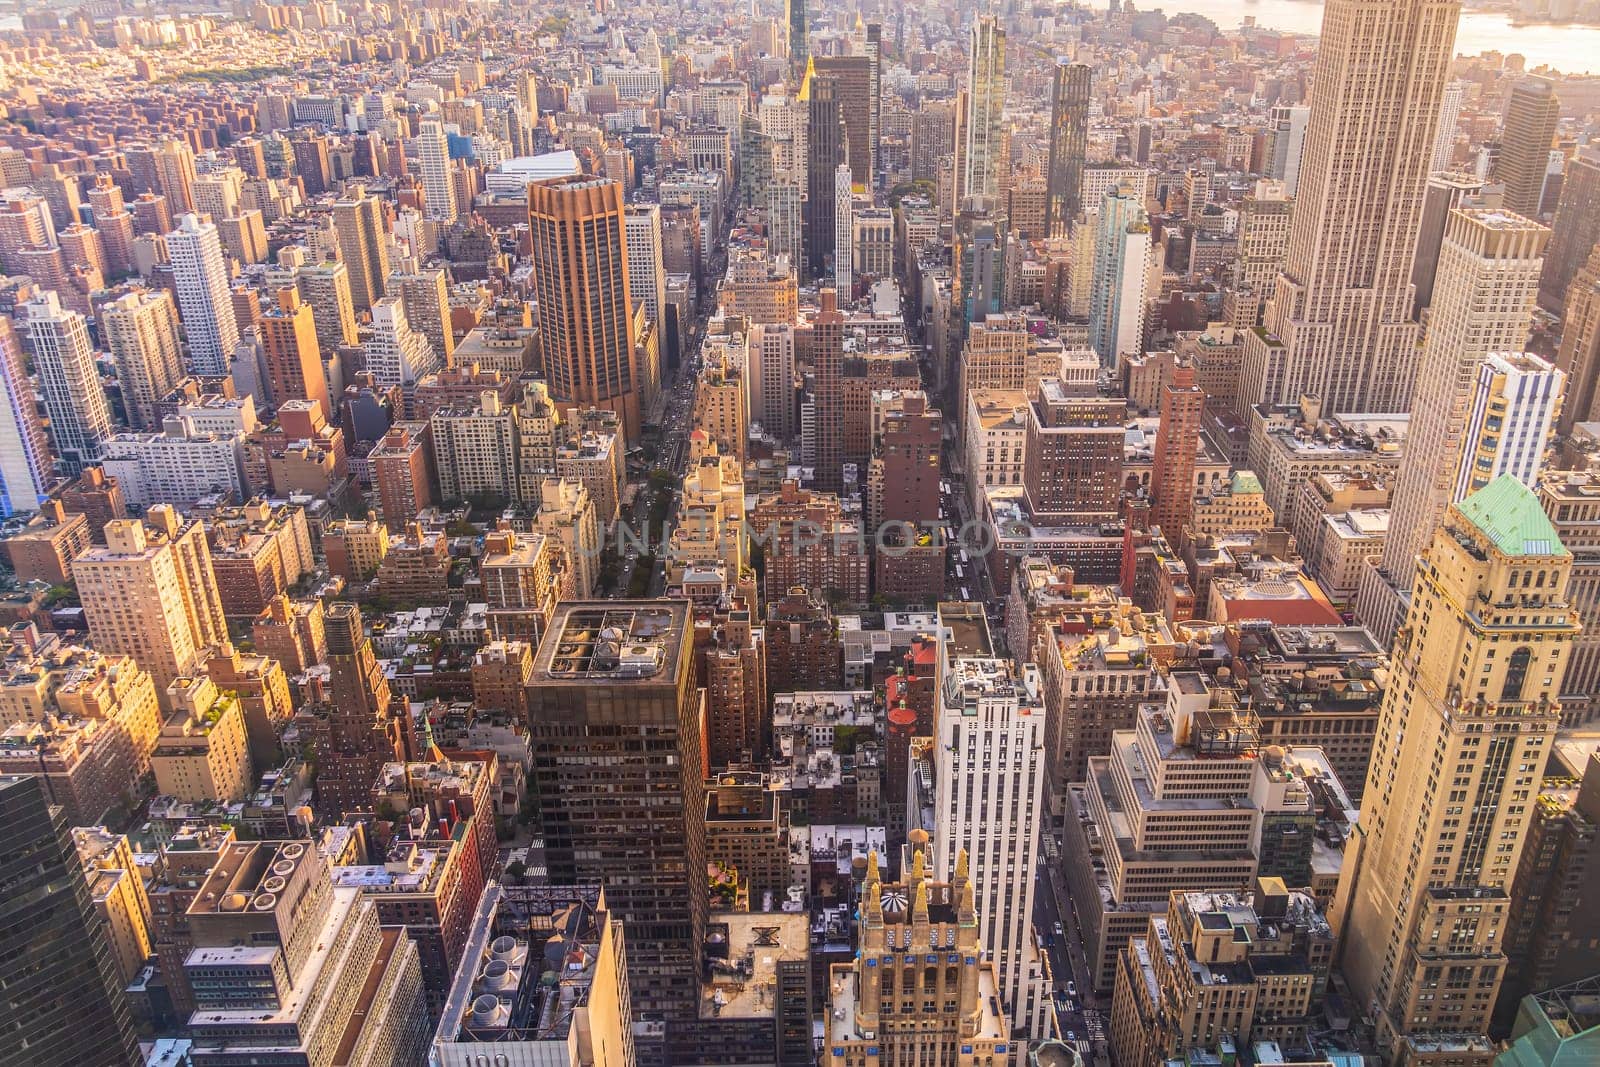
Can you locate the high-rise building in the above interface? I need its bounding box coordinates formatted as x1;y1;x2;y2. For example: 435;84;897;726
296;258;362;349
167;212;242;377
389;267;455;368
1538;150;1600;313
0;319;51;515
1334;477;1576;1061
804;64;848;280
1023;380;1125;524
332;184;391;311
1552;241;1600;435
1045;60;1090;238
1432;80;1466;172
528;176;640;440
260;287;332;419
749;322;796;439
299;601;406;815
962;16;1006;205
1500;79;1561;219
1087;186;1150;366
786;0;807;83
1452;352;1562;500
865;22;883;182
24;290;112;474
365;295;440;391
1411;171;1486;316
1150;361;1204;537
102;288;185;432
811;56;873;190
823;848;1012;1067
73;507;228;705
1357;208;1547;643
1266;104;1311;196
624;204;666;324
1230;178;1293;327
833;162;854;296
0;774;141;1067
1242;0;1459;414
810;288;845;492
418;118;459;223
527;601;707;1038
928;604;1047;1036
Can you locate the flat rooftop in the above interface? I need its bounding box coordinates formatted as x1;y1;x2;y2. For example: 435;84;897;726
532;600;688;683
700;912;809;1020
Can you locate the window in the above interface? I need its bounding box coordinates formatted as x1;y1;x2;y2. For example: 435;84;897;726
1501;647;1532;702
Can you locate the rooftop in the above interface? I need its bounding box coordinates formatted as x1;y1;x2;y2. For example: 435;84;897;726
1456;475;1569;558
699;912;809;1020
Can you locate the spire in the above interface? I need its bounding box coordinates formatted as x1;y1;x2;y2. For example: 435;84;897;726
913;878;929;923
960;878;976;923
865;879;883;924
955;847;969;882
910;847;925;884
867;848;881;884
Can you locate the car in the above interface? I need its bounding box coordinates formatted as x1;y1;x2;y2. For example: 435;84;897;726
1066;980;1077;996
1053;921;1063;936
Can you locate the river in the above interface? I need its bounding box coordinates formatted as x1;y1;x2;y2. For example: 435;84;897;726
1155;0;1600;74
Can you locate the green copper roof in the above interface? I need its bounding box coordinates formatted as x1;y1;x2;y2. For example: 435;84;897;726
1455;475;1568;558
1230;470;1263;497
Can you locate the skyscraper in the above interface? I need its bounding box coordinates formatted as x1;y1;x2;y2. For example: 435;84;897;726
1410;171;1486;316
1230;178;1293;327
305;601;406;814
295;258;361;350
811;56;872;189
930;604;1047;1036
1334;477;1576;1060
624;204;666;324
1266;104;1310;195
260;287;332;419
389;267;455;368
1432;80;1466;172
24;290;112;474
332;183;391;311
1357;208;1547;643
1149;360;1204;537
365;295;440;391
418;118;459;223
962;16;1006;204
865;22;882;183
527;601;707;1039
167;212;242;377
1538;150;1600;313
0;319;50;515
1243;0;1460;414
1500;78;1561;219
1045;59;1090;238
528;176;640;440
810;288;845;492
102;289;184;432
834;162;854;297
786;0;807;84
73;508;228;706
803;64;847;279
1087;185;1150;366
0;774;141;1067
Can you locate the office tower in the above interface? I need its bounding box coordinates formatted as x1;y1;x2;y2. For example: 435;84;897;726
333;184;391;311
1452;352;1562;498
1539;150;1600;314
167;213;241;377
24;290;112;474
962;16;1006;204
527;601;707;1033
786;0;807;83
102;289;183;432
73;508;228;703
1334;478;1575;1060
1149;361;1204;537
811;56;872;189
136;138;198;215
366;295;440;391
810;288;845;492
833;163;854;296
1501;79;1561;218
1266;104;1310;196
1023;380;1125;523
624;204;666;324
306;601;405;815
0;319;51;515
866;22;882;182
371;425;437;531
927;605;1047;1035
295;258;361;350
182;840;429;1064
1229;179;1294;327
1087;185;1151;366
528;177;640;440
749;322;796;439
1111;884;1335;1066
1554;242;1600;435
390;267;454;367
432;884;634;1067
1245;0;1459;414
804;64;847;279
1358;209;1547;643
953;199;1006;330
767;181;803;267
260;287;332;419
1045;60;1090;237
0;774;141;1067
418;118;459;223
1411;172;1486;315
823;848;1012;1067
1433;80;1466;172
58;222;105;278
